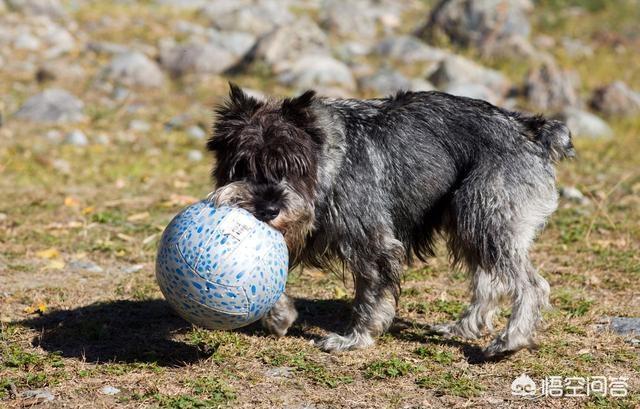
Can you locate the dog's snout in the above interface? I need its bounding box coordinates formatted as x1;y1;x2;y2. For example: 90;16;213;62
256;204;280;222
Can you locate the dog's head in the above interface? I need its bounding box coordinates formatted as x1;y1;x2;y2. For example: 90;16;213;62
207;83;324;255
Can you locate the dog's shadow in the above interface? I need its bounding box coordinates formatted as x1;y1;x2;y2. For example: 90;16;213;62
17;298;494;366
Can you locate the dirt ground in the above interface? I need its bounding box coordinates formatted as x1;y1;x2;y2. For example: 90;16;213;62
1;0;639;408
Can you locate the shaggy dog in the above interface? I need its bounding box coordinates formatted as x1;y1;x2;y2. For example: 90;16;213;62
207;83;574;357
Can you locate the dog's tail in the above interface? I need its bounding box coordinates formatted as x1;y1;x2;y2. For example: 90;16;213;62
518;114;575;161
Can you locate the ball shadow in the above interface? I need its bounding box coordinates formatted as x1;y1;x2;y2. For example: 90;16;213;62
17;299;208;367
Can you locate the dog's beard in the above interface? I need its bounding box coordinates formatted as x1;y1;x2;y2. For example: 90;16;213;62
211;181;315;263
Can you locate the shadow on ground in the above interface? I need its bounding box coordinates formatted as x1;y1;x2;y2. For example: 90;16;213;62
17;297;494;366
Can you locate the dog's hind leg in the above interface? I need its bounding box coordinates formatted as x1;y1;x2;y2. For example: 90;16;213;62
431;267;507;339
316;231;404;352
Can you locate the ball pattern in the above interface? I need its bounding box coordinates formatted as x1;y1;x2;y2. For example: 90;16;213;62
156;199;289;329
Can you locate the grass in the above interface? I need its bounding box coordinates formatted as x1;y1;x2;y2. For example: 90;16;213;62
1;0;639;407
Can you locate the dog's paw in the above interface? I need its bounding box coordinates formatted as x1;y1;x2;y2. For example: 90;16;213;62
429;322;457;337
261;294;298;337
483;333;534;359
430;321;483;340
315;331;374;352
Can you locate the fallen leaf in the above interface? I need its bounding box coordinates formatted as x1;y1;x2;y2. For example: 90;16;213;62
117;233;136;242
127;212;149;222
64;196;80;207
36;248;60;259
47;260;65;270
82;206;95;215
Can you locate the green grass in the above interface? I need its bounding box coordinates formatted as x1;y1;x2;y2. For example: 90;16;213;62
416;372;485;398
260;349;353;388
363;357;416;380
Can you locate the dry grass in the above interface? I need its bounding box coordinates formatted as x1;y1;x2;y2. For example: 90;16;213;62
1;1;639;408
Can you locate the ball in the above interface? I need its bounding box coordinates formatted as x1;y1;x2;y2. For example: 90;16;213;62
155;199;289;330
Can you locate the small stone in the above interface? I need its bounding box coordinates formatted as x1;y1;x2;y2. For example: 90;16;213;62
99;385;121;395
102;52;165;88
19;388;54;403
321;0;379;39
69;259;103;273
559;186;590;205
14;88;84;124
122;264;144;274
186;125;206;140
187;149;203;162
207;29;257;58
95;133;110;145
129;120;150;132
0;213;7;222
51;159;71;174
524;58;580;111
200;0;293;36
374;35;449;63
561;37;593;58
64;130;88;146
112;87;131;102
265;366;293;378
358;70;411;95
559;108;613;139
45;130;62;143
6;0;66;18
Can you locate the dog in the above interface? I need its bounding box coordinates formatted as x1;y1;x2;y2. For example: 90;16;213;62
207;83;574;357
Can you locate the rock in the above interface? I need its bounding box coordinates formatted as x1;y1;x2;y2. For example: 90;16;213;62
95;133;110;145
418;0;533;55
129;119;150;132
253;17;329;68
409;79;436;92
156;0;207;8
335;42;372;61
607;317;640;336
102;52;165;88
561;37;594;58
13;32;41;50
358;70;412;95
6;0;66;18
64;130;88;146
589;81;640;117
559;108;612;139
428;55;511;96
112;86;131;102
19;389;55;404
14;88;84;123
559;186;590;205
36;62;85;83
69;259;104;273
524;59;580;111
45;129;62;143
207;30;256;58
374;35;449;63
200;0;293;36
444;82;501;105
160;41;238;76
41;25;75;58
99;385;121;395
187;150;203;162
320;0;378;39
186;125;206;140
278;54;356;91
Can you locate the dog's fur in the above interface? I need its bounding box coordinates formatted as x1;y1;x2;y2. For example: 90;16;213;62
207;83;574;357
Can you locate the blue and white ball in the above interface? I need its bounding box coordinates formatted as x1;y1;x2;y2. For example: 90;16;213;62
156;199;289;330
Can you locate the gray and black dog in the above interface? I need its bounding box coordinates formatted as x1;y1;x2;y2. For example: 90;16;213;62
207;83;574;358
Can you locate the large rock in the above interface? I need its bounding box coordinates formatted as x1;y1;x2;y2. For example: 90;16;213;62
359;70;436;95
102;52;165;88
207;30;256;58
14;88;84;123
320;0;378;39
278;54;356;91
160;41;238;76
252;17;329;67
524;59;580;111
374;35;450;63
418;0;533;55
559;108;612;139
444;82;501;105
589;81;640;117
5;0;66;18
428;54;511;96
199;0;293;36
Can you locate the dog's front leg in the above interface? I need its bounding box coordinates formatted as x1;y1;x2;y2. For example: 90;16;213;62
316;235;404;352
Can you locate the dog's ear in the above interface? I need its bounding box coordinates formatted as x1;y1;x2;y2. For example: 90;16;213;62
282;90;316;125
216;82;262;120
